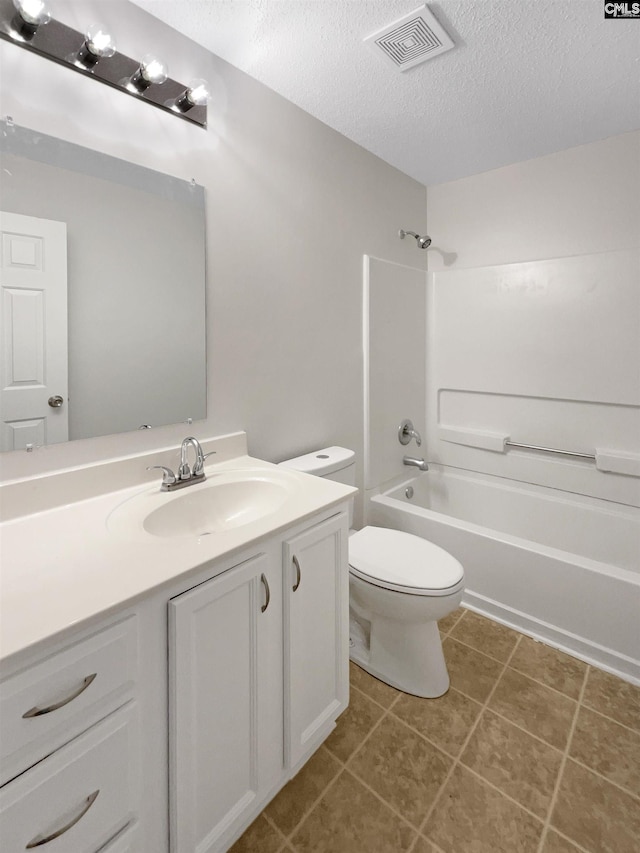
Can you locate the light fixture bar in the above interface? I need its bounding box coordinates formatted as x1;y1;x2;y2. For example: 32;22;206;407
0;0;207;128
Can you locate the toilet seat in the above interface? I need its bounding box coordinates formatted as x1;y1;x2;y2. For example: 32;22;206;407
349;526;464;597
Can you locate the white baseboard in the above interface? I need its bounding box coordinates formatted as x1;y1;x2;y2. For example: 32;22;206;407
462;589;640;686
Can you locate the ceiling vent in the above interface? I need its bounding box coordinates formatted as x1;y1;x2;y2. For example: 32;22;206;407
364;4;454;72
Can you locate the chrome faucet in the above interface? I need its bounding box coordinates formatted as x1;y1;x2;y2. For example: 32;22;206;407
403;455;429;472
147;436;215;491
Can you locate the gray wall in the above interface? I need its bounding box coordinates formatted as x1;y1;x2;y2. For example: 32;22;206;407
0;0;427;504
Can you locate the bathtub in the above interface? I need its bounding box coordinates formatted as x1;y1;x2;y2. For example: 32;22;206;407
367;465;640;683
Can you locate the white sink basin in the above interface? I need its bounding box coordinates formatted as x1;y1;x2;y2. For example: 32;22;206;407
108;471;295;541
144;478;289;538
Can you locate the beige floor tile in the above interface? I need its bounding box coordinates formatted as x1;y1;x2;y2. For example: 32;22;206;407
291;770;416;852
423;764;543;853
349;661;400;709
442;638;504;702
541;830;585;852
450;610;520;662
489;668;576;749
551;759;640;853
229;814;283;853
582;667;640;731
265;747;341;836
438;607;465;635
349;715;452;828
392;687;482;757
412;838;440;853
569;705;640;796
460;709;563;817
510;636;587;699
324;686;384;762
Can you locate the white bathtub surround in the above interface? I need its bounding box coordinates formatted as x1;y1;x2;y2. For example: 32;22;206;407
363;255;427;491
427;250;640;509
367;466;640;684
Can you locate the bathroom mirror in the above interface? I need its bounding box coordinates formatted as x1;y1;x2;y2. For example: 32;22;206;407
0;120;206;450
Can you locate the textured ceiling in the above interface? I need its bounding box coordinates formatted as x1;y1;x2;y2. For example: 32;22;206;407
132;1;640;185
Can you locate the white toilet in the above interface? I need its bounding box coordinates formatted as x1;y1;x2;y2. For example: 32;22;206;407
279;447;464;698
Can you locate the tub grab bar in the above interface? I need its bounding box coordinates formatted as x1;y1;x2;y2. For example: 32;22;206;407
504;441;595;462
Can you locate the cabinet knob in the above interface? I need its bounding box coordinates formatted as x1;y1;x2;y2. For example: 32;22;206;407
292;555;301;592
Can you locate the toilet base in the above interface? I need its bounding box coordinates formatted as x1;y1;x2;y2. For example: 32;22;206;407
349;612;451;699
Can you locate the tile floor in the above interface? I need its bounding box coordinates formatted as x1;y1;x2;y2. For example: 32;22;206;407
230;608;640;853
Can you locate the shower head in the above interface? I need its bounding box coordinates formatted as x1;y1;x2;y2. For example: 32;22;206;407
399;228;432;249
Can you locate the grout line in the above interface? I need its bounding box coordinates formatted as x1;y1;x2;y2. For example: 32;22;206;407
418;634;525;839
343;764;421;834
277;761;344;844
565;755;640;802
536;663;590;853
579;700;640;736
262;811;288;844
443;633;518;667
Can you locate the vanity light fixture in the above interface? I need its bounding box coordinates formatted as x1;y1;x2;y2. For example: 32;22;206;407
10;0;50;41
75;23;116;69
0;0;208;127
128;54;169;93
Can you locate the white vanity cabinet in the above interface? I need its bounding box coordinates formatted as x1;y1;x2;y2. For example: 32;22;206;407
169;508;349;853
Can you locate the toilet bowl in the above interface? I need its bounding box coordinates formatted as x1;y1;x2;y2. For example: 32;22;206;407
278;448;464;698
348;525;464;698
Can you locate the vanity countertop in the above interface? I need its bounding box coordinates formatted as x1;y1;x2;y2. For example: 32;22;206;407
0;450;355;666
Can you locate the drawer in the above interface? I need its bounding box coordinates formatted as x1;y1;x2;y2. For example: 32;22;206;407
0;616;137;786
97;822;138;852
0;702;139;853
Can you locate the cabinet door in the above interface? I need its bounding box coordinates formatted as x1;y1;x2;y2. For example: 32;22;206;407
283;512;349;769
169;552;282;853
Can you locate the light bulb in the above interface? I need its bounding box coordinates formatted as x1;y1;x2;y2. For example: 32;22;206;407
11;0;50;40
13;0;50;25
185;78;210;106
173;78;211;113
128;54;169;93
141;55;168;84
85;24;116;58
76;24;116;68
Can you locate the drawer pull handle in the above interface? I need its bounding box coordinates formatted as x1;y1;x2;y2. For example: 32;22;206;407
260;573;270;613
292;555;301;592
22;673;97;718
25;789;100;848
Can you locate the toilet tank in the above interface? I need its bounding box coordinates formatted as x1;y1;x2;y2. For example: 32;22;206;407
278;446;356;485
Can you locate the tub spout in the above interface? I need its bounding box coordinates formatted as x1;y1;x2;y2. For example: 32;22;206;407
403;456;429;471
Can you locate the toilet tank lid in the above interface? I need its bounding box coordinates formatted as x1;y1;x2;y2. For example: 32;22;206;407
278;446;355;476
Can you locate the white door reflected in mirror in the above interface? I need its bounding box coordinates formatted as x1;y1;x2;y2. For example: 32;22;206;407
0;211;68;451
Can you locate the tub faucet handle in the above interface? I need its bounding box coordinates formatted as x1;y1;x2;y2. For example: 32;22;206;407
399;419;422;447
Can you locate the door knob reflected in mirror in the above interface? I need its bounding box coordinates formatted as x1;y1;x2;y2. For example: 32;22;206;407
48;395;64;408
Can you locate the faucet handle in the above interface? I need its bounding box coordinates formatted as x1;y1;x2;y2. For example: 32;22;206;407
398;419;422;447
193;450;215;477
147;465;177;487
